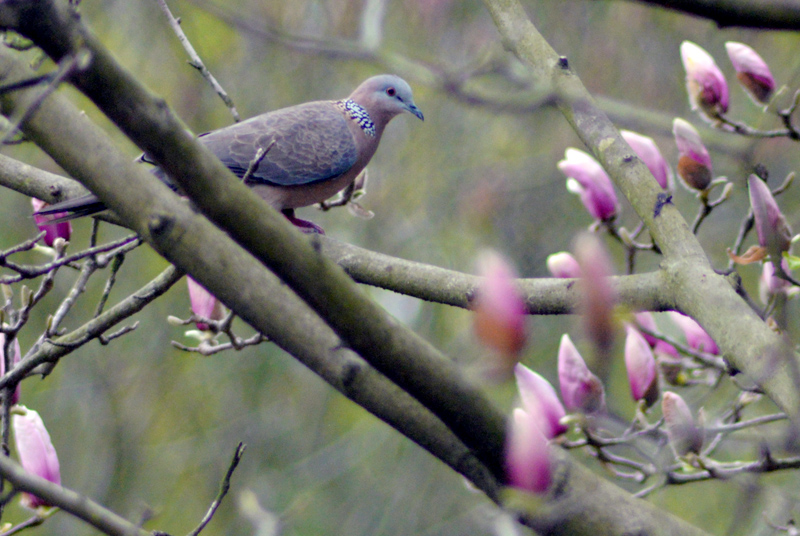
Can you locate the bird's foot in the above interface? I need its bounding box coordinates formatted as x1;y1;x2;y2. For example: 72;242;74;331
281;209;325;234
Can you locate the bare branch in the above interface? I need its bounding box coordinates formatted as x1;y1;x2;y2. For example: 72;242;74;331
187;442;246;536
154;0;240;122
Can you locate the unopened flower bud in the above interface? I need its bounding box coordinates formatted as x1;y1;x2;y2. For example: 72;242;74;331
760;260;793;304
473;251;528;366
187;276;225;331
546;251;581;279
514;364;568;438
505;407;552;494
558;334;605;413
673;118;713;191
680;41;729;122
31;198;72;247
574;233;617;357
621;130;673;190
748;175;792;260
668;311;719;355
559;148;619;222
635;313;680;382
12;406;61;509
624;325;659;407
725;42;775;104
662;392;703;456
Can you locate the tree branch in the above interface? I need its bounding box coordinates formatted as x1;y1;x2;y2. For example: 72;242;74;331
620;0;800;30
0;453;150;536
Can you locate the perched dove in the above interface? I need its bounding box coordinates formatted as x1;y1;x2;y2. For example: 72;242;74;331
36;74;424;232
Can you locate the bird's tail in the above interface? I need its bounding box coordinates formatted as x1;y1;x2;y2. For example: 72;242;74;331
34;193;107;223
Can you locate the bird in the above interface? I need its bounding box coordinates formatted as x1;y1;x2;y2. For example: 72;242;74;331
36;74;424;233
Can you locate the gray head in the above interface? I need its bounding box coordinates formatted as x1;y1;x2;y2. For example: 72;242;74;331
348;75;424;123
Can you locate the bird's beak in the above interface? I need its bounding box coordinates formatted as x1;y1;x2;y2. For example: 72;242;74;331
407;104;424;121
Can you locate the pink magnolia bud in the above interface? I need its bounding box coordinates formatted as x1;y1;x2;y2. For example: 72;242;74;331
621;130;673;189
558;148;619;222
748;175;792;260
505;407;552;494
725;42;775;104
668;311;719;355
187;277;225;331
672;118;713;191
635;312;679;358
760;260;792;304
12;406;61;509
0;333;22;405
574;234;616;357
31;198;72;247
546;251;582;279
624;325;659;407
514;364;568;438
680;41;729;122
662;392;703;456
473;251;528;362
557;334;605;413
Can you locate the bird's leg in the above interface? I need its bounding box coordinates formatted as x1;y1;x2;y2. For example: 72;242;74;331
280;209;325;235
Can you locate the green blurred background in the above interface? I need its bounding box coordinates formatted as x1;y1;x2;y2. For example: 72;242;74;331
2;0;800;534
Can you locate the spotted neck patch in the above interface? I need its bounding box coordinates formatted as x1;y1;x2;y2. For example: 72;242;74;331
336;99;376;137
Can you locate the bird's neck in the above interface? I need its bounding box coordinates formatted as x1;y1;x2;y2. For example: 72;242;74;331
335;99;378;138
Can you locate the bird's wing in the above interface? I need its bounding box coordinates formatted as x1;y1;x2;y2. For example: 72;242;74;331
198;101;359;187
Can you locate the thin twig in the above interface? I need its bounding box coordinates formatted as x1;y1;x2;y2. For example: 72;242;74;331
241;141;274;183
154;0;240;122
0;235;139;283
187;442;246;536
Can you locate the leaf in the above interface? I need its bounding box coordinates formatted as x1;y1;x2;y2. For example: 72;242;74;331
726;245;766;265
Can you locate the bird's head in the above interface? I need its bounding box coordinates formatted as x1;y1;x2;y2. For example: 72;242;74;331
350;75;424;124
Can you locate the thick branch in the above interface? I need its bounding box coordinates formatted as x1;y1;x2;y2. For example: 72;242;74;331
622;0;800;30
320;237;672;313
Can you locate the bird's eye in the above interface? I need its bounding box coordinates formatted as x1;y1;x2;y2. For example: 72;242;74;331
386;87;396;97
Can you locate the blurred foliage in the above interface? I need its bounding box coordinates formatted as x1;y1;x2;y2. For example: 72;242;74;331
2;0;800;534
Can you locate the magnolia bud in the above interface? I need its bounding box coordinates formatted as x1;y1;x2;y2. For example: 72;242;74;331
559;148;619;222
546;252;582;279
668;312;719;355
662;392;703;456
725;42;775;104
31;198;72;247
13;406;61;509
505;407;552;494
673;118;713;192
621;130;673;190
680;41;729;122
558;334;605;413
624;325;659;407
748;175;792;260
473;251;528;365
187;277;225;331
514;364;568;438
